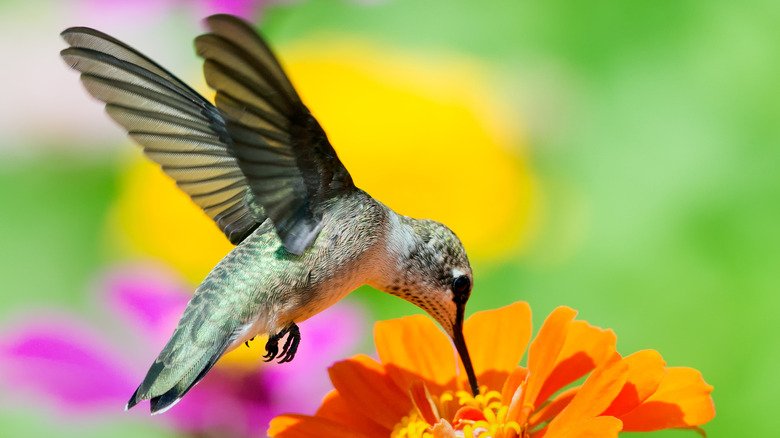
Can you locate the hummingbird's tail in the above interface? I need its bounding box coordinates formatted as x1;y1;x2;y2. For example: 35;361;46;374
124;284;243;414
125;338;230;414
125;326;233;414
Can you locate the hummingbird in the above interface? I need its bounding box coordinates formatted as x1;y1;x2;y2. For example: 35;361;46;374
60;14;479;414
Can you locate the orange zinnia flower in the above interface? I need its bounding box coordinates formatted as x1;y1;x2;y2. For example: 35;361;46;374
268;303;715;438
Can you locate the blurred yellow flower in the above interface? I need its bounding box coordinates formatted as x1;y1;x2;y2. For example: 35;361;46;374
109;159;233;283
108;36;534;282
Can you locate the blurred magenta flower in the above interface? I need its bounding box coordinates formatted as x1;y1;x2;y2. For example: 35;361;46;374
0;263;367;437
74;0;386;22
77;0;276;20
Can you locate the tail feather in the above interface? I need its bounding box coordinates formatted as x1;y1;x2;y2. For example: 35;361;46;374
125;387;141;411
120;191;259;414
149;388;180;415
126;340;230;414
149;345;228;414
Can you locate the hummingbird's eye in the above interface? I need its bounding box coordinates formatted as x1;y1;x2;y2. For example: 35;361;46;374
452;275;471;295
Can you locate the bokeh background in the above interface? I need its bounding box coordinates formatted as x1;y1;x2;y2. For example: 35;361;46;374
1;0;778;437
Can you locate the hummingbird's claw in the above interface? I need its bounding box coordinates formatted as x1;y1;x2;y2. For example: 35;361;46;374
262;347;276;360
263;330;284;361
263;323;301;363
277;323;300;364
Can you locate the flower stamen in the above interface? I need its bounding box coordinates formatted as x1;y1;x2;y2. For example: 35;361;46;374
392;386;527;438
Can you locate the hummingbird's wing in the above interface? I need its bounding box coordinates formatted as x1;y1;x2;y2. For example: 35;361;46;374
194;14;356;255
60;27;265;245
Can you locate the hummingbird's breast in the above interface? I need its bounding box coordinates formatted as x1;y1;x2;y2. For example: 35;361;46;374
281;190;390;323
216;189;389;344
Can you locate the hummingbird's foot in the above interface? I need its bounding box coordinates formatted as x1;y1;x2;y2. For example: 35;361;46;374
263;331;284;361
277;323;300;364
263;323;301;363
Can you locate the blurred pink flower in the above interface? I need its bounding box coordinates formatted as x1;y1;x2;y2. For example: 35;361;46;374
73;0;386;23
0;263;367;437
76;0;279;20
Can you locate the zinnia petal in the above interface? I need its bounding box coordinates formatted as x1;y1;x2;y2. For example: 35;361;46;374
328;354;413;429
539;416;623;438
268;414;371;438
501;367;530;406
375;315;458;394
545;354;627;435
524;306;577;409
268;301;715;437
601;350;666;418
529;386;578;428
535;320;616;404
463;302;532;391
619;367;715;431
316;390;390;436
410;380;441;425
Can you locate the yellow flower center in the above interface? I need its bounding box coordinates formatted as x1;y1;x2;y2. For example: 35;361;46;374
392;411;432;438
392;387;524;438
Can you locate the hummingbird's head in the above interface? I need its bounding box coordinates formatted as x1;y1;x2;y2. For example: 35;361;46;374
377;216;479;395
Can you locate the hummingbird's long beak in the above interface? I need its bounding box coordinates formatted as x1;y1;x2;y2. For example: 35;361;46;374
452;312;480;396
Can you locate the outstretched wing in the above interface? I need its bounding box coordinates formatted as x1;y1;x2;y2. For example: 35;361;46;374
60;27;264;245
195;14;355;255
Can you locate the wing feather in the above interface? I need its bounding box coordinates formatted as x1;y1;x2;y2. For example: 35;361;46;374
62;16;355;254
61;27;264;244
106;105;217;137
196;14;355;254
